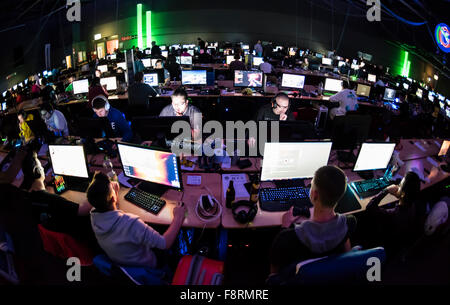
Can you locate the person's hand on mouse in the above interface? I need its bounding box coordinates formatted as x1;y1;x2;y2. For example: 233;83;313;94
173;201;187;223
281;206;301;228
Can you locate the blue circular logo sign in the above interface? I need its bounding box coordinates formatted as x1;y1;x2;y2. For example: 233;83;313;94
435;23;450;53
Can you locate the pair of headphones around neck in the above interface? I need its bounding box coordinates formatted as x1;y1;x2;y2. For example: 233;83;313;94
232;200;258;224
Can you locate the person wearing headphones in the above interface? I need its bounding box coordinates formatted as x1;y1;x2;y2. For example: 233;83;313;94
40;103;69;137
155;59;171;85
159;87;202;138
92;95;133;142
256;92;295;122
87;171;186;269
328;80;358;120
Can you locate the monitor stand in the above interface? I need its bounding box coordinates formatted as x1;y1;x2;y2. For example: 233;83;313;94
137;181;169;197
357;170;374;180
274;179;306;188
337;150;357;164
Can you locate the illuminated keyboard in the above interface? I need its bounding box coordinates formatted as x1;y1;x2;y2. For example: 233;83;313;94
259;187;312;212
350;177;392;199
125;187;166;215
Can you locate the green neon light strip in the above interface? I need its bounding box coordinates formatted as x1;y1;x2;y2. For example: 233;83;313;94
402;51;409;77
406;61;411;78
137;4;143;49
146;11;152;48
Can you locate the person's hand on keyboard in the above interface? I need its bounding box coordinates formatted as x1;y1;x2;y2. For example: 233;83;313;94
281;206;302;228
386;184;399;197
173;201;187;224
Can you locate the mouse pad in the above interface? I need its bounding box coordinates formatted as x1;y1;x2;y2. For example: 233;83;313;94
335;186;362;214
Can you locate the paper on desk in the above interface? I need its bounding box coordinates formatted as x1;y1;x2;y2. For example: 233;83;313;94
222;174;249;199
414;142;426;152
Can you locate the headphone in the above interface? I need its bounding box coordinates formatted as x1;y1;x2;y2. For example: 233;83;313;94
272;92;290;109
93;95;110;111
232;200;258;224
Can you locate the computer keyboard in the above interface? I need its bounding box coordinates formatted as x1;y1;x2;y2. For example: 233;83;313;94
259;187;312;212
350;177;392;199
125;187;166;215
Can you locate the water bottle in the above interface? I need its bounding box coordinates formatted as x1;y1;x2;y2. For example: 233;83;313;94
103;156;117;181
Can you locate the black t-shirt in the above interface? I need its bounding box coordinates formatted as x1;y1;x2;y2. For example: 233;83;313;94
256;103;295;121
29;190;79;233
270;215;357;273
128;82;158;106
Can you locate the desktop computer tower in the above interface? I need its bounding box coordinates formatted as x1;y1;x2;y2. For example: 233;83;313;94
315;105;328;130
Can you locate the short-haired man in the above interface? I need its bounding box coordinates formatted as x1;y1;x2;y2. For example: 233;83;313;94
92;96;133;142
159;87;202;138
256;92;295;121
127;72;158;107
87;172;186;268
269;165;357;274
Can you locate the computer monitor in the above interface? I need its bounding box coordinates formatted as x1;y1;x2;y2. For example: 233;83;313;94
181;70;207;85
180;56;193;65
356;84;371;97
252;57;264;66
145;49;151;55
75;117;115;138
226;55;235;65
438;94;445;101
428;92;435;102
338;61;345;67
13;85;17;91
438;140;450;157
403;83;409;90
171;44;180;50
416;88;423;98
260;142;332;181
324;78;343;92
43;70;48;76
132;116;190;143
73;79;89;95
142;58;151;68
1;102;6;111
383;88;396;102
161;50;169;58
183;44;195;49
322;58;332;65
2;91;6;97
160;45;166;51
100;76;117;91
241;44;250;50
234;70;263;88
315;53;323;58
352;59;358;65
108;54;117;60
353;143;396;172
97;65;108;73
143;73;159;87
24;79;29;85
187;50;194;56
367;74;376;82
151;59;158;68
49;145;89;179
116;62;127;70
281;73;305;89
351;64;360;70
117;143;182;190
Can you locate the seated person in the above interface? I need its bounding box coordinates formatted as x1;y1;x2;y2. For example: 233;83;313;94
180;48;191;57
259;58;273;74
229;54;246;72
166;55;181;81
256;92;295;121
17;110;35;144
159;87;202;139
92;95;133;142
329;80;358;120
127;72;158;107
20;151;96;245
40;78;56;104
87;172;186;268
40;103;69;137
365;171;422;253
155;60;171;85
270;166;356;275
88;77;109;106
65;76;74;93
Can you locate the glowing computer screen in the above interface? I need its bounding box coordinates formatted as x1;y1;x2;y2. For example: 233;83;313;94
49;145;89;178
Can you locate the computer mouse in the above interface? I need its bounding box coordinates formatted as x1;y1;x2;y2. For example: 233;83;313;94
293;206;311;218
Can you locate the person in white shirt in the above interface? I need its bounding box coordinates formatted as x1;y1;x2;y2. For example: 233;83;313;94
259;57;273;74
39;103;69;136
329;81;358;120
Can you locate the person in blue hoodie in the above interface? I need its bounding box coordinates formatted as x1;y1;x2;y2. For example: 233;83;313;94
92;95;133;142
269;165;357;276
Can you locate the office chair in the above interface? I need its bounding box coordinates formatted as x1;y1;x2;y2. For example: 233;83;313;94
268;247;386;285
